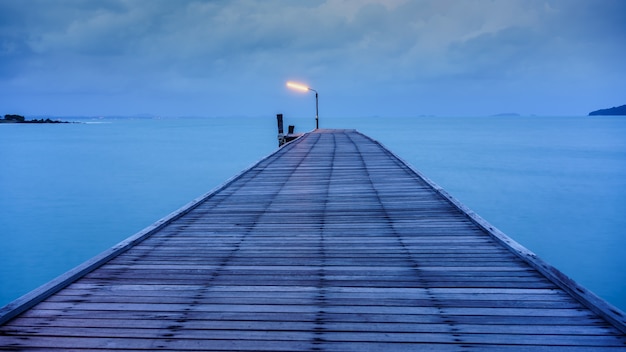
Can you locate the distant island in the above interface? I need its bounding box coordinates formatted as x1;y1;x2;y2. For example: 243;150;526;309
0;114;71;124
588;104;626;116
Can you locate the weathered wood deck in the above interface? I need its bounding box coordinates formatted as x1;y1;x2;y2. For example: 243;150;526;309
1;129;625;351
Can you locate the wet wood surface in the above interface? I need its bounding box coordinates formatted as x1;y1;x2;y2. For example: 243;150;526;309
1;129;624;351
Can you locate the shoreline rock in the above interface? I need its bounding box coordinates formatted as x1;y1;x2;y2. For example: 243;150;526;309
0;114;72;124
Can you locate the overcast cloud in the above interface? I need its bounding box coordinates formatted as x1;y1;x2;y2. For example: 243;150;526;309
1;0;624;117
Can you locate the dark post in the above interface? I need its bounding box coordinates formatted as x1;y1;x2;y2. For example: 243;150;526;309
315;92;319;129
277;114;285;147
276;114;284;135
288;125;295;134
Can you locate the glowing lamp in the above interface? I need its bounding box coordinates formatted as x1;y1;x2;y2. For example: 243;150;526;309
286;81;319;129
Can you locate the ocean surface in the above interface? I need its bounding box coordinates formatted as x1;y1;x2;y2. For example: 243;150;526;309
1;116;625;312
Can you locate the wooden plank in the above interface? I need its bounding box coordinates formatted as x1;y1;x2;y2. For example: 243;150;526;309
2;327;624;346
7;317;618;337
1;129;624;350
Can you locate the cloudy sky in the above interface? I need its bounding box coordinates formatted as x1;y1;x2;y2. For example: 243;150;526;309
1;0;624;118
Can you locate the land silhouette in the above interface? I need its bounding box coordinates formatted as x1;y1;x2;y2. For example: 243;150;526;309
0;114;70;123
589;104;626;116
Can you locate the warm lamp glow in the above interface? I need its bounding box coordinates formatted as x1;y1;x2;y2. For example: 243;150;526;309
285;80;319;129
286;81;310;92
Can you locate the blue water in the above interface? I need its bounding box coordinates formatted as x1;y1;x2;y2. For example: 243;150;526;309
1;116;625;312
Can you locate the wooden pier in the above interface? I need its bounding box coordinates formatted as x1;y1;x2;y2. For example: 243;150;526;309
1;129;625;351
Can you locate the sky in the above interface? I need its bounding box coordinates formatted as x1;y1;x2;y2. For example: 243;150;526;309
1;0;625;118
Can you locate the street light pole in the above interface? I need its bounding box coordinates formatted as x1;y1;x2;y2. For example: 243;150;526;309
287;81;319;130
301;86;318;129
311;89;319;130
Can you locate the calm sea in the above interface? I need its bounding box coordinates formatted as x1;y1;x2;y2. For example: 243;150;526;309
1;116;625;312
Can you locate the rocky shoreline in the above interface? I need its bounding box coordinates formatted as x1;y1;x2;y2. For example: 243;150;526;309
0;114;72;124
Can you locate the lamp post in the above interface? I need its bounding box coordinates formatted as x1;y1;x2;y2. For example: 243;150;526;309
286;81;319;129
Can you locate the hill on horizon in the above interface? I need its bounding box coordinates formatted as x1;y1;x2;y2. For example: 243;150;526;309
589;104;626;116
